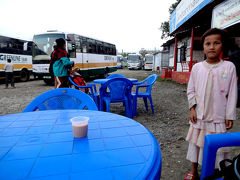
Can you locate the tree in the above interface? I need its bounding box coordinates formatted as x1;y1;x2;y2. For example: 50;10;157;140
160;0;181;39
122;52;128;57
169;0;181;14
139;49;148;57
160;21;169;39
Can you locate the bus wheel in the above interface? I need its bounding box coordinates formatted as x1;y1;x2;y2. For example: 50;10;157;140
101;68;108;78
43;79;54;86
20;69;29;82
103;71;108;78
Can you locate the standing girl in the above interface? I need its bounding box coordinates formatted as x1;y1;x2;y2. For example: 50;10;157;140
184;28;237;180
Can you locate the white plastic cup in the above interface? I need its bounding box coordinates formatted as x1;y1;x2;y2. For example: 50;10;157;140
70;116;89;138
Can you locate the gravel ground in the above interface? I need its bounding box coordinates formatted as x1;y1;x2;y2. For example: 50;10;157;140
0;68;239;180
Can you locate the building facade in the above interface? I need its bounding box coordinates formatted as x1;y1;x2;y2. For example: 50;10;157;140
163;0;240;84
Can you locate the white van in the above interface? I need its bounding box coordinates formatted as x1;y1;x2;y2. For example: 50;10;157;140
144;54;153;70
127;54;143;70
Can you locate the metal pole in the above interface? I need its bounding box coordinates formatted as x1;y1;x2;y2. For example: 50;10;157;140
189;27;194;72
174;37;177;71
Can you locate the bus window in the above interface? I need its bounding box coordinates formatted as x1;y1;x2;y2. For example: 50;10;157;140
109;49;112;55
67;34;76;58
75;41;81;53
67;42;76;58
0;42;7;53
88;44;92;53
92;43;96;54
97;41;103;54
112;45;116;55
27;42;32;55
81;37;87;53
33;34;65;61
87;38;97;54
24;42;28;51
74;35;81;53
82;44;87;53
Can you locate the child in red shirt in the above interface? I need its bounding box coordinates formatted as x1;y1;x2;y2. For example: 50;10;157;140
70;70;89;93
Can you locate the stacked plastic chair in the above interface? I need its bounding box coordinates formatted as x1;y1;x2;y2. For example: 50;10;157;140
68;77;99;109
131;74;158;117
23;88;98;112
99;78;133;118
201;132;240;180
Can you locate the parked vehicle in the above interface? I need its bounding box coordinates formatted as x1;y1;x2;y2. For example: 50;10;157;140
123;57;128;67
144;54;153;70
117;55;123;69
32;31;117;85
127;54;143;70
0;35;32;81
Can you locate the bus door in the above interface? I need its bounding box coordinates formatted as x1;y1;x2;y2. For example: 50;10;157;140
74;40;83;71
81;42;89;77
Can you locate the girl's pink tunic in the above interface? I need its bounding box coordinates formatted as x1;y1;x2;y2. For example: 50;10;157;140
186;60;237;167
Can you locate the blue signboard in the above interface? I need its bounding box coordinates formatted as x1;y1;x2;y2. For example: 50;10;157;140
170;0;213;34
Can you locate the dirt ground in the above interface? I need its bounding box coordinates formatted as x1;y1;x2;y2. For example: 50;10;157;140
0;68;239;180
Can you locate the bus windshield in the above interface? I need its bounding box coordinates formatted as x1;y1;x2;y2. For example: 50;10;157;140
117;57;121;62
128;59;140;63
33;34;65;61
128;55;141;63
145;56;153;63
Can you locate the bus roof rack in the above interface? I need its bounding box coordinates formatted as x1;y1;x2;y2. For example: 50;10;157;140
47;30;58;32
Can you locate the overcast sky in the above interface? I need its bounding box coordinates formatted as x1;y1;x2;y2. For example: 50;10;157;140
0;0;176;53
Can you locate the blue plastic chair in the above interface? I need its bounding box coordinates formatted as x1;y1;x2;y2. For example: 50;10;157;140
201;132;240;180
99;78;133;118
23;88;98;112
68;77;99;109
106;74;125;79
131;74;158;117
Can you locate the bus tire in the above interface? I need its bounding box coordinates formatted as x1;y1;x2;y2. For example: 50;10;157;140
20;69;30;82
43;79;54;86
103;70;108;78
101;68;109;78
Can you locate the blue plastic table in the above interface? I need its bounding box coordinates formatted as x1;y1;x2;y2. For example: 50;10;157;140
0;110;161;180
93;78;138;84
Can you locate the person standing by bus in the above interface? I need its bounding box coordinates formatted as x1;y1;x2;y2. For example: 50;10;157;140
3;59;15;89
51;38;74;88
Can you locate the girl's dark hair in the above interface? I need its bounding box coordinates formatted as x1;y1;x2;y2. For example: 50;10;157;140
56;38;66;48
201;28;229;52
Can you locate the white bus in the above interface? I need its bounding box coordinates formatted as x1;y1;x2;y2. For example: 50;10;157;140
144;54;153;70
32;31;117;85
127;54;143;70
117;55;123;69
0;35;33;81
